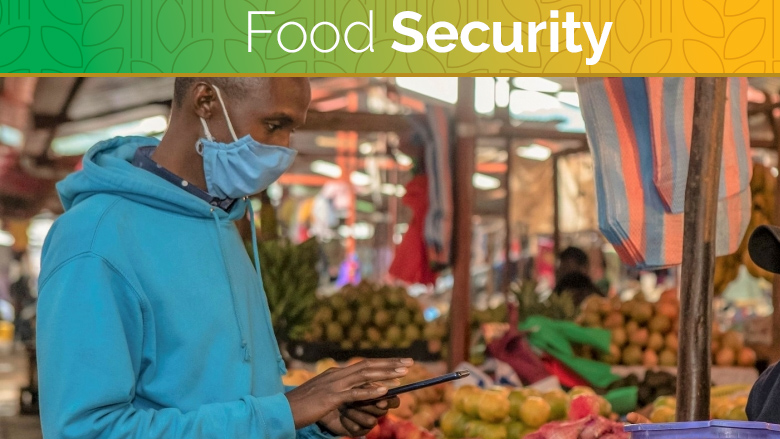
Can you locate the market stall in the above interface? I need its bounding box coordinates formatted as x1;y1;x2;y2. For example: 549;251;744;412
1;76;779;437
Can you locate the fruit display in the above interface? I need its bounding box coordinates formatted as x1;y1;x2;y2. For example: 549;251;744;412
575;292;756;368
439;385;614;439
526;415;628;439
647;385;752;422
366;414;436;439
392;365;454;430
249;237;320;341
513;280;577;323
714;163;775;294
300;281;448;353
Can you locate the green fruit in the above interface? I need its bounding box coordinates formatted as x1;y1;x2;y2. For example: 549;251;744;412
378;340;393;349
387;289;405;307
370;295;385;310
396;308;412;326
326;323;343;343
374;310;391;329
356;307;373;325
348;326;363;343
330;294;347;311
358;340;372;349
414;311;426;326
386;326;403;344
404;325;421;341
340;340;354;350
310;324;324;341
314;307;333;324
337;309;354;327
366;327;382;344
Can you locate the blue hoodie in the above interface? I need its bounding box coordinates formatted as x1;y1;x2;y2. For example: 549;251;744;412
37;137;331;439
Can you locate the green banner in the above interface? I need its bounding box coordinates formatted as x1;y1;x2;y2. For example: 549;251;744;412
1;0;778;74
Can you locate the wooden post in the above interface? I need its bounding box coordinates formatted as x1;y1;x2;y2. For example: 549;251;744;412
503;138;515;297
552;155;561;257
676;77;728;422
448;78;476;370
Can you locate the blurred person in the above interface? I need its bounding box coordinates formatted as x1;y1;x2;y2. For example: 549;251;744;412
37;78;408;439
553;246;603;306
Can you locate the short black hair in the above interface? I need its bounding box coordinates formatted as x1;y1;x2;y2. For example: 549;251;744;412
559;246;589;268
172;77;268;107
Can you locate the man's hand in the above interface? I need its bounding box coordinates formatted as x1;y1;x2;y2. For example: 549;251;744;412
285;358;412;430
317;397;401;437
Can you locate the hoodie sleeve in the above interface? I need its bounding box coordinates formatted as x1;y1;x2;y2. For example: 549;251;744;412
37;252;297;439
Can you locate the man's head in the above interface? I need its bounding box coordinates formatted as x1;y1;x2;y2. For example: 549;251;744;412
558;246;590;278
171;77;311;148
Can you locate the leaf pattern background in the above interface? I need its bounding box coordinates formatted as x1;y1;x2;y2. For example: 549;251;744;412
85;47;123;72
615;0;643;53
724;18;765;59
684;39;724;73
0;27;30;67
41;27;83;68
157;0;186;53
42;0;83;25
82;5;123;46
0;0;777;73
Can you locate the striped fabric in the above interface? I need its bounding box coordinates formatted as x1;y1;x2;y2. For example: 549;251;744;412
577;77;751;269
646;77;751;213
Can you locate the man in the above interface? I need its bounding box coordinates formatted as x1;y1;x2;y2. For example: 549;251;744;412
553;246;603;306
744;224;780;423
37;78;407;439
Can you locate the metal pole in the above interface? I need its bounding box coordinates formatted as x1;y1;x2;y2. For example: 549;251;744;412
503;138;515;297
553;155;561;257
448;78;476;370
676;77;728;422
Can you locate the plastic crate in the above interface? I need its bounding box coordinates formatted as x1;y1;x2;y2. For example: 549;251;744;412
626;421;780;439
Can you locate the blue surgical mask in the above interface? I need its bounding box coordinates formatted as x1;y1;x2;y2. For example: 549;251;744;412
196;85;297;199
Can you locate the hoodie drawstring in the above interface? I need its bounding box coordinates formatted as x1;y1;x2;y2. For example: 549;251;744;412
246;200;286;374
211;208;251;362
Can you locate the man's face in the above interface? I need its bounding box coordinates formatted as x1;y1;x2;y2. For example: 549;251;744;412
202;78;311;148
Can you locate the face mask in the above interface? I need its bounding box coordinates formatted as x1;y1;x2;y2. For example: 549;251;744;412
196;85;297;199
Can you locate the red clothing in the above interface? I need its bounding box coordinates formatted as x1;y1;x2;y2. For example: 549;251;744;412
389;175;438;285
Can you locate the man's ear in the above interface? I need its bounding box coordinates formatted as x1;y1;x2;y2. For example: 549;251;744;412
191;82;217;120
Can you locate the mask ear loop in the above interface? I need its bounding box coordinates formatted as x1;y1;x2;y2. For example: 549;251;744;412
212;85;238;142
195;117;214;156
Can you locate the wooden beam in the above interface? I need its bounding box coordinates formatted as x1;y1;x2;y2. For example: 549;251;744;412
449;78;476;370
677;77;728;422
301;111;425;134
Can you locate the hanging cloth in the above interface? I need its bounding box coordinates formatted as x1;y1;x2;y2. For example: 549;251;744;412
389;174;438;285
577;77;751;269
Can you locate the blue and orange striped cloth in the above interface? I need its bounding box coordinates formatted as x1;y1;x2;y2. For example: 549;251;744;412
577;77;751;269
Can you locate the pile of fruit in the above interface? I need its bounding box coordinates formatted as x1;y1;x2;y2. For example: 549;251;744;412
366;414;436;439
714;164;775;294
648;385;752;423
526;415;628;439
513;280;577;323
393;365;454;429
575;292;756;368
439;386;613;439
300;281;447;352
250;237;320;341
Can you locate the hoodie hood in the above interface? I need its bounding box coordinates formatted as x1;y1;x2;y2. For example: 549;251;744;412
57;136;247;221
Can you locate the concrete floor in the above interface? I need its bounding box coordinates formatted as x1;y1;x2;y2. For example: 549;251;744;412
0;346;41;439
